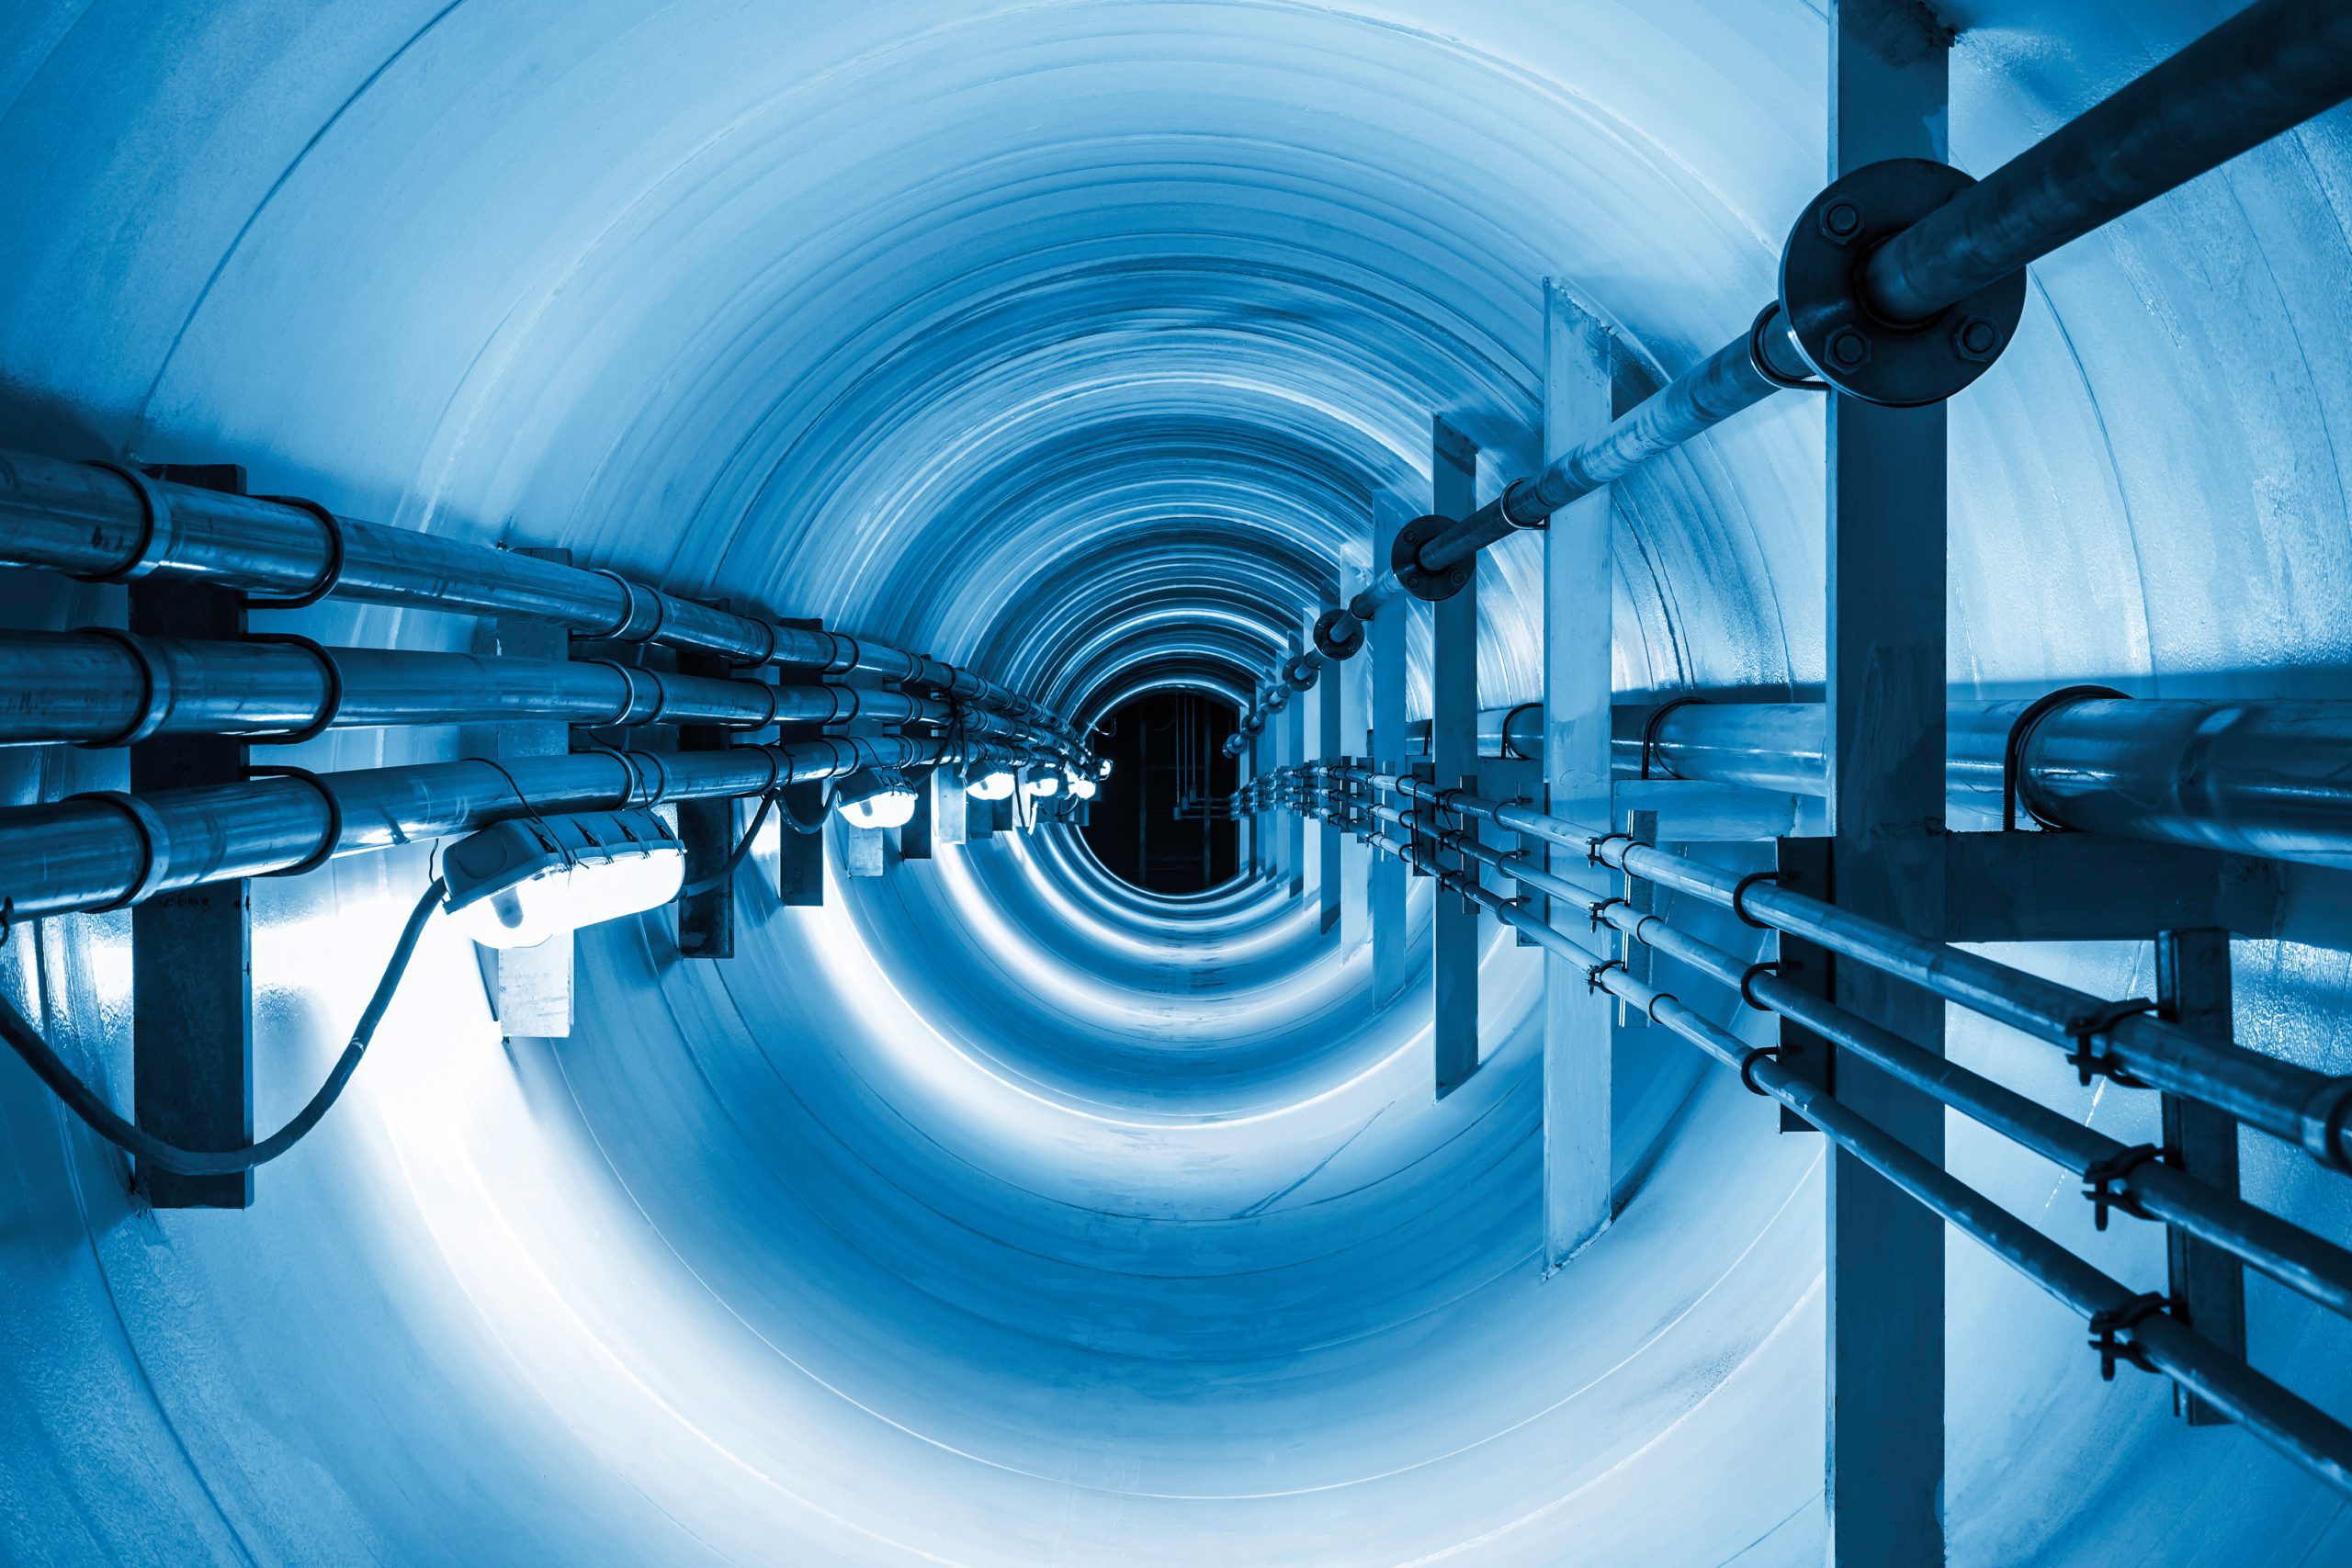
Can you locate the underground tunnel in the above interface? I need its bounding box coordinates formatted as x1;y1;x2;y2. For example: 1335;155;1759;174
2;2;2351;1563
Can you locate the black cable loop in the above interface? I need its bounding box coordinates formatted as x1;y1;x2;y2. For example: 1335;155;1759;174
1640;694;1711;781
62;791;170;910
1737;960;1782;1011
1737;1045;1786;1097
243;634;343;744
73;461;175;582
2004;685;2131;832
243;495;346;608
460;755;581;877
1730;869;1782;929
71;627;171;748
246;765;345;878
0;877;445;1177
1498;702;1543;760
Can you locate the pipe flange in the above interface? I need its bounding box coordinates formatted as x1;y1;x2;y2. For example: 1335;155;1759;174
1391;515;1471;603
1312;607;1364;661
1778;159;2026;407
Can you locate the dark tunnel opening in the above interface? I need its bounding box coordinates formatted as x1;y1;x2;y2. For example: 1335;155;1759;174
1082;691;1239;892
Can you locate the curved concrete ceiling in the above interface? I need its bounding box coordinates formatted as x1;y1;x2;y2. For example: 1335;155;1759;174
1;2;2347;1562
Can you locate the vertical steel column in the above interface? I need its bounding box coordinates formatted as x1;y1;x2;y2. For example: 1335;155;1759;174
775;616;826;908
1283;649;1306;898
1317;616;1343;933
1339;564;1373;956
2156;928;2245;1427
1431;418;1480;1098
1371;500;1409;1000
1825;5;1950;1560
130;466;252;1208
474;546;575;1036
675;640;738;957
1543;288;1617;1261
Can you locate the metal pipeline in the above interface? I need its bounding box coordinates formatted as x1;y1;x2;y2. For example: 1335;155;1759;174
1269;764;2352;1172
0;448;1085;753
1310;790;2352;1498
1241;0;2352;729
0;733;1015;919
1860;0;2352;327
1386;695;2352;869
0;629;1059;745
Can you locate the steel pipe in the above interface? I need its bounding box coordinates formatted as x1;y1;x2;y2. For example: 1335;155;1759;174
1587;830;2352;1172
1244;1;2352;728
0;448;1084;751
1578;895;2352;1322
0;629;1059;744
1860;0;2352;328
1402;695;2352;868
1267;764;2352;1170
1315;792;2352;1497
0;733;1032;919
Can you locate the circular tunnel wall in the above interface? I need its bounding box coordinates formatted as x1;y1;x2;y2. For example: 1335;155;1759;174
1;2;2349;1563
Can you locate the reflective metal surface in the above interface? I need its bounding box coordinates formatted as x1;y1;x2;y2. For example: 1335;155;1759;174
2;3;2350;1564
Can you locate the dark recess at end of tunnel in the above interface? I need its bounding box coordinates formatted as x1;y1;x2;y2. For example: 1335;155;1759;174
1083;692;1239;893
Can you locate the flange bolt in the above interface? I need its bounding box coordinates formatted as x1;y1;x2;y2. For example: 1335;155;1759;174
1827;328;1871;367
1818;199;1864;243
1953;316;2003;362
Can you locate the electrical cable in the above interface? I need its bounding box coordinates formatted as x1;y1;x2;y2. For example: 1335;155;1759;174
681;790;784;896
0;875;446;1176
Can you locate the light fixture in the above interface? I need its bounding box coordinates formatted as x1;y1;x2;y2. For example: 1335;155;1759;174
967;769;1017;801
836;768;920;829
1096;758;1113;779
1022;772;1060;798
1069;776;1098;800
441;807;685;949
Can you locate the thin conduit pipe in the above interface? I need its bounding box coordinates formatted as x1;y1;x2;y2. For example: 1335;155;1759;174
1450;826;2352;1320
0;629;1056;745
1287;765;2352;1173
1337;812;2352;1498
0;448;1084;751
0;733;1035;919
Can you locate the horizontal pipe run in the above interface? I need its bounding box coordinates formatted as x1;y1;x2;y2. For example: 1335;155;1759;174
0;447;1083;753
1861;0;2352;327
0;630;1057;745
0;733;1033;919
1588;833;2352;1172
1328;797;2352;1495
1266;766;2352;1172
1396;694;2352;868
1579;896;2352;1323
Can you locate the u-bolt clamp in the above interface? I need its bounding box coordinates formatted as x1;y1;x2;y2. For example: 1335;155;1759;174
2086;1292;2169;1382
2079;1143;2163;1232
2062;998;2158;1088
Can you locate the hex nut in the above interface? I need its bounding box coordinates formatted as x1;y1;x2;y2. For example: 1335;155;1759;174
1818;199;1864;243
1827;328;1872;367
1953;315;2003;363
